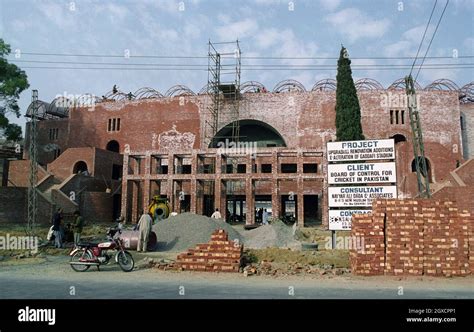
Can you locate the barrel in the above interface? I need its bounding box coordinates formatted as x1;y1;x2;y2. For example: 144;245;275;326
118;230;157;251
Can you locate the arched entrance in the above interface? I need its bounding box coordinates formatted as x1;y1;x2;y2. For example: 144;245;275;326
106;140;120;153
73;161;88;174
209;119;287;148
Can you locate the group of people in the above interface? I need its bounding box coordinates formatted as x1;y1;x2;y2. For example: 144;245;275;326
51;208;84;248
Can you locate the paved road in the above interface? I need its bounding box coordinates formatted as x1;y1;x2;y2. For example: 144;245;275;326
0;256;473;299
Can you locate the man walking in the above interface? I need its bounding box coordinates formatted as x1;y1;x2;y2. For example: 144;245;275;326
52;208;63;248
72;210;84;247
137;209;153;252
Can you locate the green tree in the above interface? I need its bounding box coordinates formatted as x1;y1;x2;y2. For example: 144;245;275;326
335;46;364;141
0;38;29;141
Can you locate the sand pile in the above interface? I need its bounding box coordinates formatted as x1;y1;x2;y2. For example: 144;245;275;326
152;213;242;252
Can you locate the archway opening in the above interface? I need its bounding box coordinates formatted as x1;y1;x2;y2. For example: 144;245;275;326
106;140;120;153
73;161;88;174
391;134;407;144
209;120;287;148
411;157;432;183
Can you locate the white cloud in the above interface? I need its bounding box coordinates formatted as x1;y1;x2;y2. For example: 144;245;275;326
319;0;341;11
325;8;391;42
216;18;259;40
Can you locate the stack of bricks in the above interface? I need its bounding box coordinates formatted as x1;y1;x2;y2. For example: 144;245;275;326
422;201;470;276
350;199;473;277
176;229;243;273
349;209;385;276
385;200;424;276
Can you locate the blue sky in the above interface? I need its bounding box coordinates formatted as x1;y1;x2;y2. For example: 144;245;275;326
1;0;473;132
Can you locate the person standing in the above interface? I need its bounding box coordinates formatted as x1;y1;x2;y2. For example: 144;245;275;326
211;208;222;220
52;208;63;248
262;209;269;225
137;209;153;252
72;210;84;247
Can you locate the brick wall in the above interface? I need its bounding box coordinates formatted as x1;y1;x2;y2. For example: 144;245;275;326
460;104;474;159
82;192;114;223
0;187;53;224
8;160;48;187
350;199;473;277
25;90;462;199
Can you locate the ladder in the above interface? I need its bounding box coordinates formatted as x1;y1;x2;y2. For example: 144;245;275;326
405;75;431;198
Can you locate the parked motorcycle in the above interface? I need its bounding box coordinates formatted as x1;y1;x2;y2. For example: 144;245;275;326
69;225;135;272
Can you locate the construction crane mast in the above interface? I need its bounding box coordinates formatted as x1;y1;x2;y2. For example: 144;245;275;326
405;75;431;198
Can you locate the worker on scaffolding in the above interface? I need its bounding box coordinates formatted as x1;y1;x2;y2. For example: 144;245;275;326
137;208;153;252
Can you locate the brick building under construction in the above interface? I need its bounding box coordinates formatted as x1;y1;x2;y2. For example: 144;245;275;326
1;76;473;227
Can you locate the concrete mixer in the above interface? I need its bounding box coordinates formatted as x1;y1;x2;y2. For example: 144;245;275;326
148;195;170;223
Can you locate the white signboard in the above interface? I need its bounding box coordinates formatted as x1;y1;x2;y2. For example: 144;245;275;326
328;185;397;207
327;139;395;162
328;162;396;184
329;209;371;231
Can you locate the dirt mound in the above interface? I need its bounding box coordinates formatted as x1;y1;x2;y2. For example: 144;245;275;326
152;213;242;252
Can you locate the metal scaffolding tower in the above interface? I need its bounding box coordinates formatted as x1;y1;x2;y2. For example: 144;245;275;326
205;40;241;147
27;90;39;234
405;75;431;198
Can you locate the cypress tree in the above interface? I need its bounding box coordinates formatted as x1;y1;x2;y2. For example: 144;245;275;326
335;46;364;141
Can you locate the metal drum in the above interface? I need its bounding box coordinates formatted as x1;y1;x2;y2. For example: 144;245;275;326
118;230;157;251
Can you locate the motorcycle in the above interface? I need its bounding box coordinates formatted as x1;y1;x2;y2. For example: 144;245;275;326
69;224;135;272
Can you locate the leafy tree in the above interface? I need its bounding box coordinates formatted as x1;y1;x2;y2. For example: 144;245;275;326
0;38;29;141
335;46;364;141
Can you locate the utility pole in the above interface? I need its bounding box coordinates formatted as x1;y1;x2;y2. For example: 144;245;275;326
27;90;38;235
405;75;431;198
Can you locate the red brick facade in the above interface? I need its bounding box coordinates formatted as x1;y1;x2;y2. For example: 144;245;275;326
19;89;465;226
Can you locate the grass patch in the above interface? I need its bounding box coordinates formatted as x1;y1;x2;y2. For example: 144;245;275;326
246;247;350;268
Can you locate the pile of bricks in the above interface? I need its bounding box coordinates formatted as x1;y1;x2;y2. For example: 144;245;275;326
176;229;243;273
350;211;385;276
350;199;473;277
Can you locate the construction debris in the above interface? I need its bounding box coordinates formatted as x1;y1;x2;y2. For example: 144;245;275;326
241;261;351;277
177;229;243;273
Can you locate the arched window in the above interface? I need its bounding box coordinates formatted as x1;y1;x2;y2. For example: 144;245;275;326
411;157;432;183
390;134;407;144
106;140;120;153
209;120;286;148
73;161;88;174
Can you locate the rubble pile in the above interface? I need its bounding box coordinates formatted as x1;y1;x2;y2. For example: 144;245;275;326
241;261;351;277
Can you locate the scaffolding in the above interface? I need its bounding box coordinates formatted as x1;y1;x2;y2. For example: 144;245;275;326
27;90;39;235
205;40;241;147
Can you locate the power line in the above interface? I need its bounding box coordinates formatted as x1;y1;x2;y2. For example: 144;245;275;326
415;0;450;81
15;51;474;61
18;65;474;71
9;59;474;68
410;0;438;76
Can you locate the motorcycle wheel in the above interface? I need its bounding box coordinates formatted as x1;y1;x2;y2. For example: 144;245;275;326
70;250;93;272
117;251;134;272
